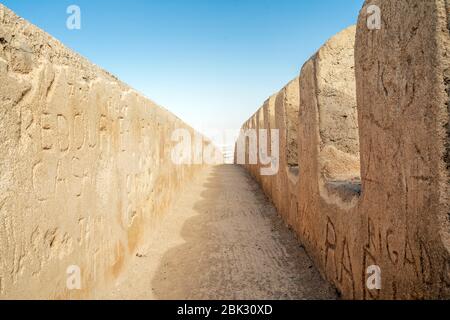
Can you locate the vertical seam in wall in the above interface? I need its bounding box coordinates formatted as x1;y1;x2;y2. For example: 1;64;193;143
312;53;328;202
445;0;450;30
444;0;450;229
444;0;450;177
312;54;322;151
435;0;450;258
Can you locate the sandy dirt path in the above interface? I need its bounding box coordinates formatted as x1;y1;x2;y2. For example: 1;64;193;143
98;165;337;300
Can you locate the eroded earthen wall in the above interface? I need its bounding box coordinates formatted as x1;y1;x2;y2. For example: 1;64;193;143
0;5;209;299
273;79;300;228
352;0;450;299
237;0;450;299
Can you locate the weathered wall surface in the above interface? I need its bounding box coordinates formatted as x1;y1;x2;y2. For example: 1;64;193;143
237;0;450;299
0;5;210;299
351;0;450;299
273;79;300;229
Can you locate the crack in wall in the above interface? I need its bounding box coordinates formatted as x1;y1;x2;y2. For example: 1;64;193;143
444;0;450;177
444;0;450;226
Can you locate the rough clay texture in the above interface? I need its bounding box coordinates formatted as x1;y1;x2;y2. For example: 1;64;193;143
274;78;300;228
0;5;211;299
237;0;450;299
98;165;336;300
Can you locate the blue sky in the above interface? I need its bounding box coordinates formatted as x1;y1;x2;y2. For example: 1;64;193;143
1;0;364;134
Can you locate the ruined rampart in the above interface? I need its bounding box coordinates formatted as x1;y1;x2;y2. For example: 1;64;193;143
237;0;450;299
0;4;211;299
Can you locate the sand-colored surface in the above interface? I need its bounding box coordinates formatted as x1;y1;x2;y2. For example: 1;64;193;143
2;0;449;300
0;3;213;299
98;165;336;300
237;0;450;299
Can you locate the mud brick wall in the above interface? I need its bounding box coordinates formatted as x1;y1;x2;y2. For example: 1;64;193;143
237;0;450;299
351;0;450;299
0;4;211;299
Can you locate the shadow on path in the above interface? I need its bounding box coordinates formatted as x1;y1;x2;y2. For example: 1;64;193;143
151;165;336;300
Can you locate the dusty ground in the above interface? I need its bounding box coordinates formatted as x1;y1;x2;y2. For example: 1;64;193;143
97;165;337;300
